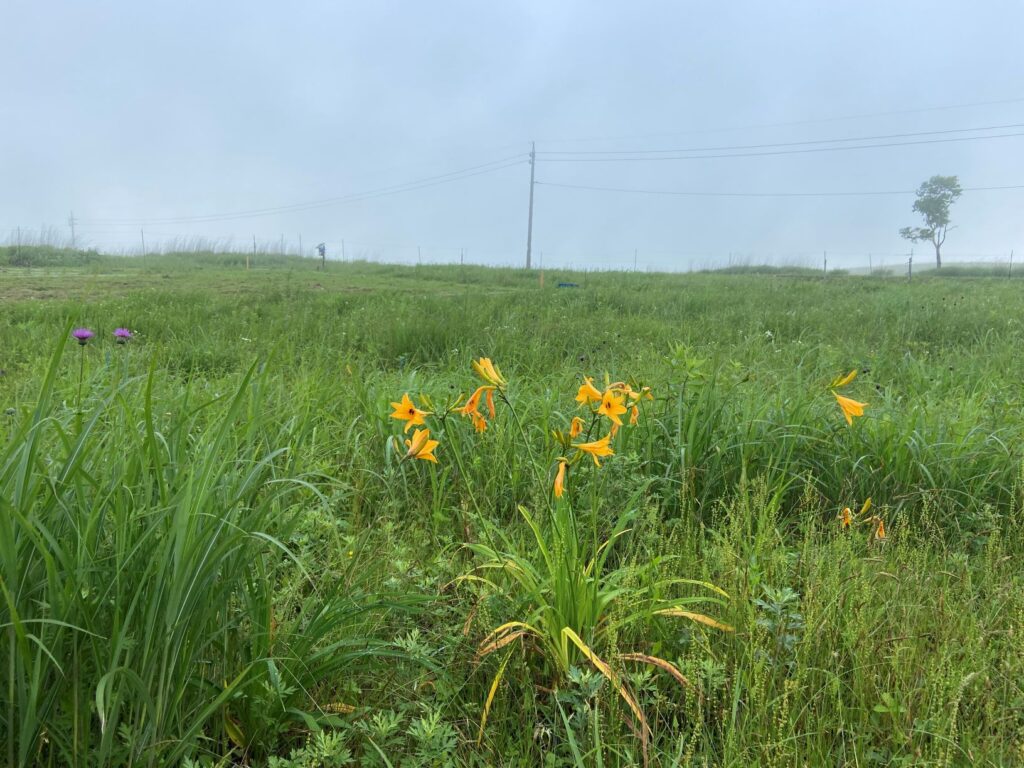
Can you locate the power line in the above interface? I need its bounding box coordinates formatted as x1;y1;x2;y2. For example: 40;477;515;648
535;181;1024;199
537;95;1024;145
58;117;1024;234
537;131;1024;163
536;123;1024;156
80;154;528;225
82;156;526;225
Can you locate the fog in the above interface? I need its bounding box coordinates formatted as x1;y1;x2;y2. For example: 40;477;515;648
3;1;1023;270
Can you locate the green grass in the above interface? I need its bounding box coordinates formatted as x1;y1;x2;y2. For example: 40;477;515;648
1;254;1023;766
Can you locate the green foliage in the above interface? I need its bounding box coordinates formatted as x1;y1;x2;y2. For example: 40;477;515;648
2;258;1023;765
0;337;418;766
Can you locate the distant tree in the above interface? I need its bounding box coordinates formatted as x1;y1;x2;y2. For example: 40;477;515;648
899;175;962;269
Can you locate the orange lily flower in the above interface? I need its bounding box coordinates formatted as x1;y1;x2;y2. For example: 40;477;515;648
575;377;602;405
839;507;852;529
573;433;614;467
404;428;439;463
390;393;432;433
458;385;496;431
569;416;585;438
553;460;567;498
629;405;639;426
832;391;867;425
597;389;627;425
611;382;653;401
458;386;493;416
472;357;506;389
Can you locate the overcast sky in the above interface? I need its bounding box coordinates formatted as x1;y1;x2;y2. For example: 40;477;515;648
3;1;1023;270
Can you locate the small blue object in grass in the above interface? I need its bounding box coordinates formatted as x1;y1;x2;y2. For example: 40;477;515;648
557;282;580;288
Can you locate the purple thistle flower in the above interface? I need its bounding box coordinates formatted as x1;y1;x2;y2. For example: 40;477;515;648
114;327;133;343
72;328;95;346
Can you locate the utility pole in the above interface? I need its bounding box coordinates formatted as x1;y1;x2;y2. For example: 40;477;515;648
868;253;873;275
279;234;284;255
249;235;255;270
417;245;422;265
68;211;76;248
908;248;913;281
823;250;827;276
1010;249;1014;279
15;226;20;263
525;140;536;269
140;228;146;256
299;234;303;257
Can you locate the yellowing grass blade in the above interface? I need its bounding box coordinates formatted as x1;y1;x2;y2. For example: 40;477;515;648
450;573;500;590
585;529;631;576
476;621;537;660
481;620;535;641
477;630;529;658
461;598;481;636
477;648;513;745
664;577;731;599
654;608;735;632
561;627;650;738
619;653;693;690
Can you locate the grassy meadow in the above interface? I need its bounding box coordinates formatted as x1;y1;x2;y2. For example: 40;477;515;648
2;248;1023;767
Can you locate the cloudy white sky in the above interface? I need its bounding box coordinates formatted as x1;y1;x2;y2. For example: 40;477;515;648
3;1;1023;270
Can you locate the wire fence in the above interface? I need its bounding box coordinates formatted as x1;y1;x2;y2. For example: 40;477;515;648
1;226;1019;277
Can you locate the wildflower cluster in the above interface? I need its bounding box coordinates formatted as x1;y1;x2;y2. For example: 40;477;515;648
830;369;867;425
550;376;652;498
455;357;506;433
388;357;507;464
389;363;880;523
838;497;887;542
71;327;134;346
389;393;437;462
831;370;886;538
